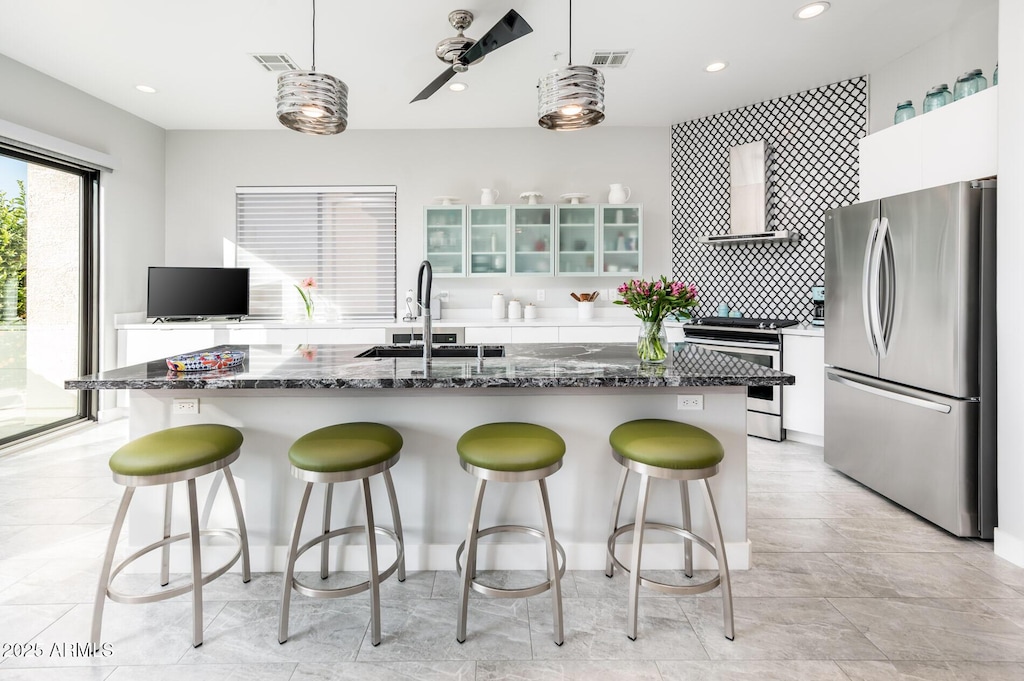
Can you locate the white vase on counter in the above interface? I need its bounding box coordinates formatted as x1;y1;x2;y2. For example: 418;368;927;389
491;293;506;319
608;183;631;204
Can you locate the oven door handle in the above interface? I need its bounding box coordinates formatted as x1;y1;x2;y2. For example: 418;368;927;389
683;337;781;352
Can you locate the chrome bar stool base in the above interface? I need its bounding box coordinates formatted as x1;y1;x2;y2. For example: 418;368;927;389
606;420;734;641
92;426;251;649
279;423;405;648
454;423;567;646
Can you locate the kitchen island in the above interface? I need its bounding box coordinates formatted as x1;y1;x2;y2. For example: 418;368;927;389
67;342;793;574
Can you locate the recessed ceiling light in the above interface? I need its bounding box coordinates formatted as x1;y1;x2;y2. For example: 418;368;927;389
449;82;468;92
794;2;830;20
135;85;157;94
705;62;728;73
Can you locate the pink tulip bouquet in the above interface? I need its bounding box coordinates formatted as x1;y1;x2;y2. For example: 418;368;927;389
615;276;698;363
295;277;317;320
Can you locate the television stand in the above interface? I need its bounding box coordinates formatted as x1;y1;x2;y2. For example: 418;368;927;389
152;317;207;324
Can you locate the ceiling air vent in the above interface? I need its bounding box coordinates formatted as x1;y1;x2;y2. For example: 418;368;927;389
590;50;633;69
251;54;300;72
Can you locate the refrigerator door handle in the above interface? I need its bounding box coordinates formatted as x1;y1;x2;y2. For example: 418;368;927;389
826;370;952;414
862;217;881;355
870;216;891;357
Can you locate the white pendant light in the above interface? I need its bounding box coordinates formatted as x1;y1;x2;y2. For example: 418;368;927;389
537;0;605;130
276;0;348;135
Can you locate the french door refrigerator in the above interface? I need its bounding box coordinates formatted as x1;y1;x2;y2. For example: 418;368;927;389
823;180;996;538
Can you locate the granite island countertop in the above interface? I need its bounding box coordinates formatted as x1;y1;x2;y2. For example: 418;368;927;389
66;342;794;391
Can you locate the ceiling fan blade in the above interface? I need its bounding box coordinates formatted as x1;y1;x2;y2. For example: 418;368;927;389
411;66;458;103
459;9;533;65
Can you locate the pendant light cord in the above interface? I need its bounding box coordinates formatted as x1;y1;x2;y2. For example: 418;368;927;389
311;0;317;71
567;0;573;66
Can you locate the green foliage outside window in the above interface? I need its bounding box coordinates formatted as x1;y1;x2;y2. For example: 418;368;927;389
0;180;27;320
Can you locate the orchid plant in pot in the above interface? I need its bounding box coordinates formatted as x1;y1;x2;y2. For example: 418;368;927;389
614;276;698;363
295;277;317;321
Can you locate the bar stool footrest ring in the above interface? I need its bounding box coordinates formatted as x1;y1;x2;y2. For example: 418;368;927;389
456;524;566;599
105;528;244;605
290;525;404;599
608;521;722;596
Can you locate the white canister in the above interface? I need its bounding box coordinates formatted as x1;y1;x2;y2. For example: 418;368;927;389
491;293;506;319
608;183;631;204
577;301;595;320
524;303;538;319
508;299;522;319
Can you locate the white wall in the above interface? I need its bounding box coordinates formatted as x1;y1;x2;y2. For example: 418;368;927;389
0;54;166;411
996;1;1024;566
868;0;998;133
164;127;669;312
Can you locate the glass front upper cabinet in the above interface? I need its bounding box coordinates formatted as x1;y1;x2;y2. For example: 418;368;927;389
511;205;553;276
424;206;466;277
556;205;598;275
468;206;510;277
600;204;642;276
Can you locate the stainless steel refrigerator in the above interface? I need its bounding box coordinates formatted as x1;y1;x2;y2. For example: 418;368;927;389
823;179;996;538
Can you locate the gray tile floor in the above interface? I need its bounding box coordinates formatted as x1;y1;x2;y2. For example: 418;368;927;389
1;421;1023;680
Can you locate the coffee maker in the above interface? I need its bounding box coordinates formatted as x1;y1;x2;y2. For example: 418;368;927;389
811;286;825;326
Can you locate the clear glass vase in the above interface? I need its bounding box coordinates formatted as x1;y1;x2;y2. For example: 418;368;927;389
637;320;668;364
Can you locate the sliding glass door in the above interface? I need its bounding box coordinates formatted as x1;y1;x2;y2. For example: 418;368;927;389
0;148;96;444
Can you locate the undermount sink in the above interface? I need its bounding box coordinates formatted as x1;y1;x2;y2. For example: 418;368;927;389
355;345;505;359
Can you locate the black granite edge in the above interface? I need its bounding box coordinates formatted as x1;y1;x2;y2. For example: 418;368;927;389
65;342;795;390
65;375;793;390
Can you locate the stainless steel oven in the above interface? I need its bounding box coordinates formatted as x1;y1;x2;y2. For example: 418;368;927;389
682;318;796;441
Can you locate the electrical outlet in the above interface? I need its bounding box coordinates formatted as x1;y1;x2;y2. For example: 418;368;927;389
607;288;618;301
677;394;703;410
173;398;199;414
536;289;546;302
438;290;449;302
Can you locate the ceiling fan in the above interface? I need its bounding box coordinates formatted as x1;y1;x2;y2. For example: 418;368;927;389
411;8;534;103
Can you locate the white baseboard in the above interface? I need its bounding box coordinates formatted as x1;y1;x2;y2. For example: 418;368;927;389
97;407;128;422
994;527;1024;568
785;430;824;447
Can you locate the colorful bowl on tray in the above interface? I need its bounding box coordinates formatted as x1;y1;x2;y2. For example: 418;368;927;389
166;349;245;372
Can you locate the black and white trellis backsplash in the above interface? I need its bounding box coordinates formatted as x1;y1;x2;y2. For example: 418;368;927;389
671;77;867;323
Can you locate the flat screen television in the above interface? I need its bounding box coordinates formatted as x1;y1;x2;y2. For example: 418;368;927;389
147;267;249;321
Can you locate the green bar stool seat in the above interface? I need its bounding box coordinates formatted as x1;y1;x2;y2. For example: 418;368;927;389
455;422;566;646
606;418;734;641
92;424;251;649
279;422;405;647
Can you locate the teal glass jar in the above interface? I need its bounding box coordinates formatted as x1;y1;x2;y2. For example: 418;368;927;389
923;84;952;113
954;69;987;101
893;100;916;124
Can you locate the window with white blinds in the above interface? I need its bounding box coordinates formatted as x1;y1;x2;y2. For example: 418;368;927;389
235;186;396;320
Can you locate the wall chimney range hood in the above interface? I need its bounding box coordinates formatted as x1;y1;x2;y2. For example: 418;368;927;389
700;140;798;244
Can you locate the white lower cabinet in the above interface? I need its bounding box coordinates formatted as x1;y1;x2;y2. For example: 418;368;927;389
464;327;513;344
118;328;217;365
558;326;636;343
511;326;558;343
782;334;825;440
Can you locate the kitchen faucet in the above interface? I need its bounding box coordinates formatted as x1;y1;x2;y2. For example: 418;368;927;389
417;260;433;362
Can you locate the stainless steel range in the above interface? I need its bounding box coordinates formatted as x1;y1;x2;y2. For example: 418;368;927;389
682;316;798;441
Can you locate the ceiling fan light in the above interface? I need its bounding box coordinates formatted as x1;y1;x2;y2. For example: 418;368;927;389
538;65;605;131
276;70;348;135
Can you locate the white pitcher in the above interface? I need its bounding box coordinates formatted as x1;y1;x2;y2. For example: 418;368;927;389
608;183;631;204
480;188;500;205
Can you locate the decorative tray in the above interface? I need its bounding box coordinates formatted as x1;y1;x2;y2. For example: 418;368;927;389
166;349;245;372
